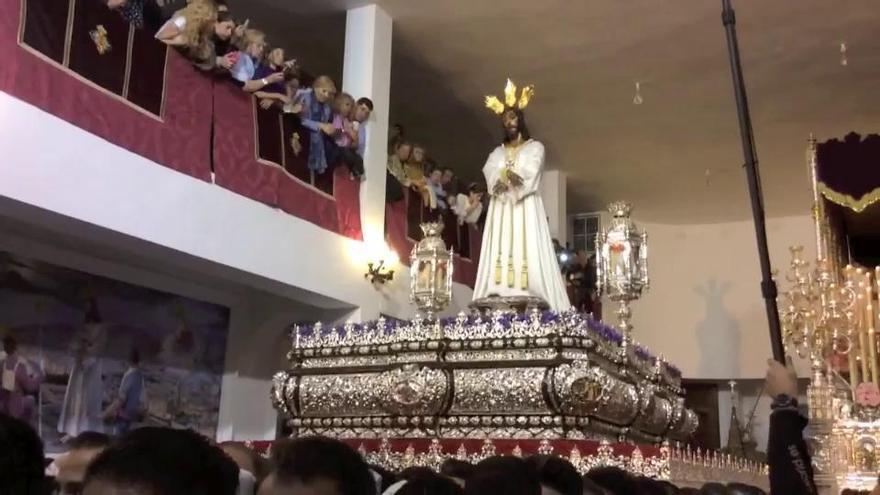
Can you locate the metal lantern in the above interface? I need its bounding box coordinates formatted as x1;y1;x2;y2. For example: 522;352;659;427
596;201;649;341
410;221;454;319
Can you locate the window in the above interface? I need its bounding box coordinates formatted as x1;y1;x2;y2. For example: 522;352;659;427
570;213;601;255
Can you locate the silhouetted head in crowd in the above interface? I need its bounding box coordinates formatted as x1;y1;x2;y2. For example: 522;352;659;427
524;455;582;495
55;431;112;493
581;477;610;495
369;464;399;493
0;413;47;495
658;479;683;495
313;76;337;104
699;482;730;495
439;459;474;488
83;427;239;495
220;441;269;484
395;142;413;162
501;107;530;144
726;483;765;495
395;473;463;495
635;476;676;495
259;436;375;495
354;98;373;123
463;456;540;495
584;466;639;495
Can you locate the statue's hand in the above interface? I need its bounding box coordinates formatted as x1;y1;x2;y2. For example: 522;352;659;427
507;171;524;188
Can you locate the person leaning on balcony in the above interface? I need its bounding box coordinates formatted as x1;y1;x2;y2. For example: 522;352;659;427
154;1;218;48
385;141;411;203
189;10;237;72
154;1;236;72
765;357;817;494
229;29;285;94
254;47;298;110
290;76;338;175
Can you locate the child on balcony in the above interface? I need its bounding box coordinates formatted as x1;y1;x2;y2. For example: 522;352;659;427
452;183;485;225
427;168;448;210
326;93;364;181
291;76;337;175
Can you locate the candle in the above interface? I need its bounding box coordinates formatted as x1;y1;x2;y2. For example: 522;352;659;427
867;274;878;386
849;311;860;390
846;267;859;388
858;293;869;381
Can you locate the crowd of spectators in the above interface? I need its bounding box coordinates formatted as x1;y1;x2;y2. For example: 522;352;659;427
0;351;857;495
105;0;374;182
386;126;486;227
2;413;777;495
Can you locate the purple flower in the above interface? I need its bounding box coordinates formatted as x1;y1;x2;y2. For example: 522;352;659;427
540;311;559;325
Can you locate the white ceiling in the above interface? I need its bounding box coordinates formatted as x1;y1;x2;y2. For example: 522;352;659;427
231;0;880;223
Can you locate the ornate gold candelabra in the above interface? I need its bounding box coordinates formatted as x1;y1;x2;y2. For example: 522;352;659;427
778;247;880;493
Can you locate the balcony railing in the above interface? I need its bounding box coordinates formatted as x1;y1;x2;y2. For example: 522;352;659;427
4;0;483;285
5;0;362;239
385;189;482;287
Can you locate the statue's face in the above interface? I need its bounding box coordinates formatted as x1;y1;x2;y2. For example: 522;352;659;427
502;110;519;139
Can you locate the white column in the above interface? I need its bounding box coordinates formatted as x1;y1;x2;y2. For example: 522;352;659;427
342;4;392;249
540;170;567;243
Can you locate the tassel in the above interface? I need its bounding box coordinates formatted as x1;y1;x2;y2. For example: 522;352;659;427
494;257;502;285
521;262;528;290
507;256;515;288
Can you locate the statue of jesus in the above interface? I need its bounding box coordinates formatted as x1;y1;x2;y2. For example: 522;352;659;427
472;80;572;311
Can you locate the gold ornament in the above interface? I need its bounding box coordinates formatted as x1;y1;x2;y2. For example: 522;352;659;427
484;78;536;115
89;25;111;55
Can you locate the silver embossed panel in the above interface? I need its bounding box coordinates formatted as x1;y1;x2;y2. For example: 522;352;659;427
300;373;381;417
451;368;549;415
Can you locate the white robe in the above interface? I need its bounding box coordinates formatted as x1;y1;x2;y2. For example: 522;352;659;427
473;140;572;311
57;356;104;436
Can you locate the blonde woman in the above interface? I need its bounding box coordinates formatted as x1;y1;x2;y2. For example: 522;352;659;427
154;1;221;49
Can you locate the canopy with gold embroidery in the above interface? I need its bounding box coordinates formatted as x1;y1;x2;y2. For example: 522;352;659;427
817;132;880;213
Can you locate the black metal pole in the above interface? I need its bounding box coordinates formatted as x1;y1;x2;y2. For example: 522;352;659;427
721;0;785;362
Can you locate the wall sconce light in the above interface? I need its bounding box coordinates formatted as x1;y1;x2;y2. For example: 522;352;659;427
365;260;394;285
364;242;398;285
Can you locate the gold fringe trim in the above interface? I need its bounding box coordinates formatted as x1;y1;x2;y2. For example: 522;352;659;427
819;182;880;213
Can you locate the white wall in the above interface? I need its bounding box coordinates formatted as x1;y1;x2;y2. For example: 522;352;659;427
621;215;815;379
716;379;809;453
0;92;475;317
0;91;474;440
